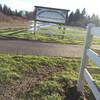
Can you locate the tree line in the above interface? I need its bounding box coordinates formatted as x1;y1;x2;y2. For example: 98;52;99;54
0;4;23;16
68;8;100;27
0;4;100;27
0;4;34;19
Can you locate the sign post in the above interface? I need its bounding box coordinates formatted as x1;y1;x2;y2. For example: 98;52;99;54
34;6;69;34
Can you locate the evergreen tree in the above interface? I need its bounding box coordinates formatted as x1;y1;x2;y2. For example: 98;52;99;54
14;10;18;16
81;8;86;17
7;8;13;16
68;12;74;24
74;9;81;22
90;14;100;26
17;11;23;16
0;4;2;12
3;5;8;15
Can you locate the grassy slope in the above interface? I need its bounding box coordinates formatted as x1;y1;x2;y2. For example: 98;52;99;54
0;11;28;29
0;26;100;45
0;54;97;100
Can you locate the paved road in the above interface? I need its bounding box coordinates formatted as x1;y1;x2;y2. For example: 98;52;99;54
0;40;99;57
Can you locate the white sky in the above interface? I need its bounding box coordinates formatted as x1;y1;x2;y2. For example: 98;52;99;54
0;0;100;16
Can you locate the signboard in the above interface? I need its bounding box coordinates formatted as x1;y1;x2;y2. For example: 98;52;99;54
34;6;69;24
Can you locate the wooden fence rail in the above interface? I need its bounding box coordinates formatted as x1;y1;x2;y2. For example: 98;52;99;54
77;24;100;100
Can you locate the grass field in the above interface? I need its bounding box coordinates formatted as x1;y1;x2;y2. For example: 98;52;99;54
0;26;100;45
0;54;98;100
0;26;99;100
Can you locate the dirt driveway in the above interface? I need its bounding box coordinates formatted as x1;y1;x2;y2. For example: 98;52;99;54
0;39;99;57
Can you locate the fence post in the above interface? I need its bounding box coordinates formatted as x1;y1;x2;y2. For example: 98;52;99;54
77;24;94;92
34;21;36;35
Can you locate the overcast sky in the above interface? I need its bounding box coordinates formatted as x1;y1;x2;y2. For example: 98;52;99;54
0;0;100;16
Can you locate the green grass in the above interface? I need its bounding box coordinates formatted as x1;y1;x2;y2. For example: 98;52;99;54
0;28;26;36
0;54;99;100
0;26;100;45
0;28;25;33
0;54;80;84
0;54;81;99
0;26;99;99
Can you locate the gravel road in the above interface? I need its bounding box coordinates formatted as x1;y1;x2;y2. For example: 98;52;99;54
0;40;99;57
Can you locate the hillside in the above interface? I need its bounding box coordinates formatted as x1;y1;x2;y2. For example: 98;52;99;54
0;11;29;29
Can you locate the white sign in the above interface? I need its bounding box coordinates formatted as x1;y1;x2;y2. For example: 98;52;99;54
35;6;69;24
